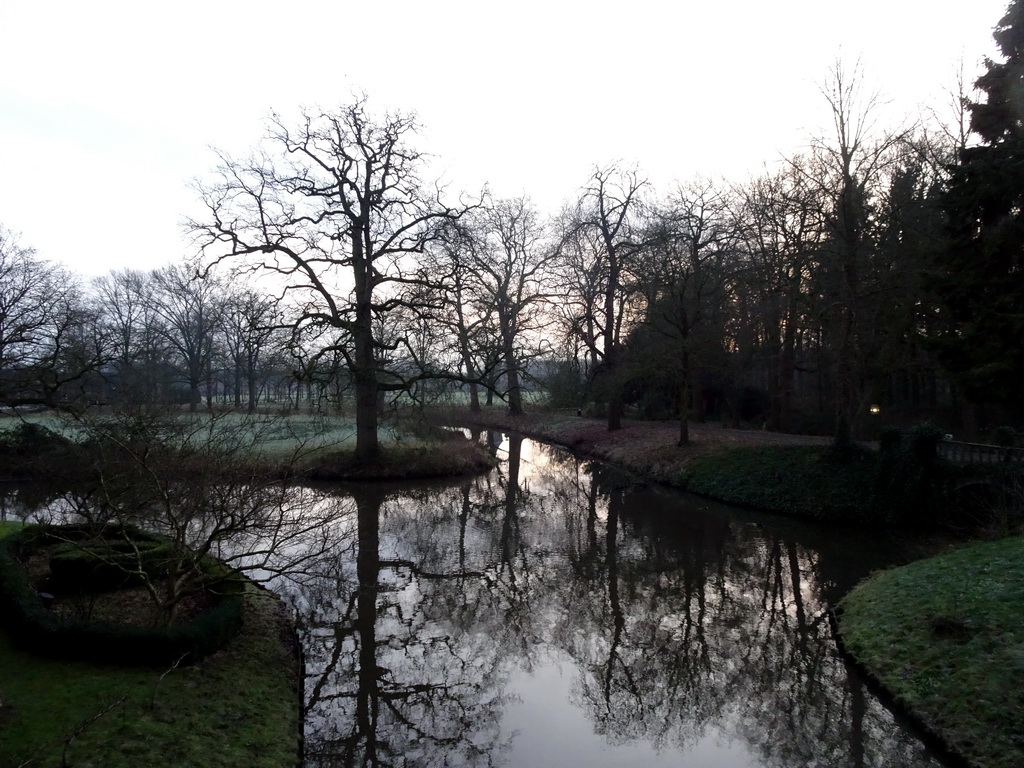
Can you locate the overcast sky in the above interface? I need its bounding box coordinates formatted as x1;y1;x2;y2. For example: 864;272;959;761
0;0;1009;277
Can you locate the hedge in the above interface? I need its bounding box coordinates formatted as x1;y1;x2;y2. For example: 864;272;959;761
47;537;176;592
0;524;244;667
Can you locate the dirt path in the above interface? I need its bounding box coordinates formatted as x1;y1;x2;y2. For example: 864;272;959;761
433;407;833;486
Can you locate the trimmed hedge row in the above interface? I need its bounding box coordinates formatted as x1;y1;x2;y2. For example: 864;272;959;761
0;524;244;667
48;538;175;592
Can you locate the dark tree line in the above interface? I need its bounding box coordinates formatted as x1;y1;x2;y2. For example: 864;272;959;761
4;3;1023;443
0;251;301;414
931;0;1024;428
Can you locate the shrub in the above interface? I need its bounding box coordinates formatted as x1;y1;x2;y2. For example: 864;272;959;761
0;524;244;667
543;360;587;410
48;538;175;592
991;425;1019;447
0;422;82;479
870;424;955;525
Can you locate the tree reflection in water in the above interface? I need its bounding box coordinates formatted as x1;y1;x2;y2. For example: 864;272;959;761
277;436;950;768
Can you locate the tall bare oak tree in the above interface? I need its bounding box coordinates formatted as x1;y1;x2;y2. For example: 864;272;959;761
191;99;469;460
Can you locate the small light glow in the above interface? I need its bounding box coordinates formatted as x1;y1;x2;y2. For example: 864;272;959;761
869;404;881;414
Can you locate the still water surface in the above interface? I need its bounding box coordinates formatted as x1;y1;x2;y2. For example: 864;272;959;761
272;435;953;768
0;434;954;767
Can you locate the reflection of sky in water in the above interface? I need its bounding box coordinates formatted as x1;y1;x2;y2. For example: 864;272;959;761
0;490;82;524
288;438;950;767
492;433;551;479
505;648;760;768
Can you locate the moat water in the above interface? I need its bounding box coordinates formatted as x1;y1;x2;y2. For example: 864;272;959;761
2;433;955;767
281;435;952;768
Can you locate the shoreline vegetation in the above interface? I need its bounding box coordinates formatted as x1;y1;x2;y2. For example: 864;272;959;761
0;521;301;768
0;411;494;768
1;407;1021;767
0;411;499;485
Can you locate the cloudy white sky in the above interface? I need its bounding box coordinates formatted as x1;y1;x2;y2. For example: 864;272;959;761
0;0;1009;277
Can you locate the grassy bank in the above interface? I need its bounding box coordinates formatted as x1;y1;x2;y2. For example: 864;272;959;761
0;589;300;768
681;439;964;525
434;406;962;525
837;535;1024;768
0;411;497;483
0;524;300;768
302;437;497;480
681;444;880;520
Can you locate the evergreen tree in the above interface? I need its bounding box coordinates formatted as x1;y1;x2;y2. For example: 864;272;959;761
935;0;1024;415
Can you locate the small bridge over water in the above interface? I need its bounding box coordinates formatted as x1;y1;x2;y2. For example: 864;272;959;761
937;440;1024;466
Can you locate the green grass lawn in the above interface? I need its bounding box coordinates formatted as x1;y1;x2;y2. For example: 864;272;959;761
837;534;1024;768
0;411;369;457
682;445;875;520
0;410;427;470
0;523;300;768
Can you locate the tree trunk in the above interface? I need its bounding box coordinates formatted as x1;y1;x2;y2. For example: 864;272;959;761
504;334;523;416
779;299;797;433
678;344;691;446
604;245;621;432
607;389;622;431
678;382;690;446
463;345;480;413
188;376;201;413
766;320;783;431
354;490;382;761
353;352;378;461
233;361;242;409
246;350;258;414
352;237;379;462
457;324;481;413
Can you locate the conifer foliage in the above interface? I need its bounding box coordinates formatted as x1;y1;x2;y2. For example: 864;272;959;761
936;0;1024;412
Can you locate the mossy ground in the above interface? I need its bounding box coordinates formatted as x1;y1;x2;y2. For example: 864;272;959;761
838;535;1024;768
0;522;299;768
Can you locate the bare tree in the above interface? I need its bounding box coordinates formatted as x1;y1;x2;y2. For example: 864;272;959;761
421;222;493;411
92;268;169;404
150;262;225;412
444;197;558;415
733;160;825;432
192;98;473;461
630;180;736;444
558;166;648;430
0;225;100;408
222;284;288;412
804;60;910;442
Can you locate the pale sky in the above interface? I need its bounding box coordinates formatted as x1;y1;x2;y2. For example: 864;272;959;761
0;0;1008;278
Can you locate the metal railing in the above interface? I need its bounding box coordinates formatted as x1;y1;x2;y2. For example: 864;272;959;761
937;440;1024;465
